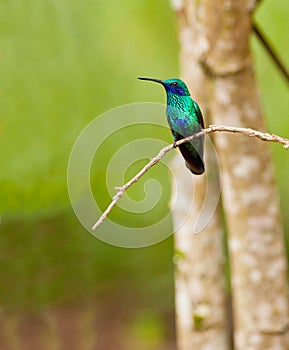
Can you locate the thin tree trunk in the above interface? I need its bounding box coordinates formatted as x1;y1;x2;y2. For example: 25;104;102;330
172;0;289;349
171;1;231;349
171;159;230;350
208;2;289;349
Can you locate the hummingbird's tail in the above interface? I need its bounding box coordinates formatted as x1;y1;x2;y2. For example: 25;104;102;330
179;142;205;175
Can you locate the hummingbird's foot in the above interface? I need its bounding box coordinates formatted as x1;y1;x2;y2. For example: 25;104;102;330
173;140;177;148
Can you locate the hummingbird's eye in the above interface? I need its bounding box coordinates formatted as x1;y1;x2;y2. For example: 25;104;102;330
171;82;178;86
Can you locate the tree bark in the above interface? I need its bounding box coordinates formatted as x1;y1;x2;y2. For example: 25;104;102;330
172;0;289;349
171;1;231;349
171;158;231;349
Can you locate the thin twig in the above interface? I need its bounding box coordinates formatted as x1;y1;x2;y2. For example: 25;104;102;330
92;125;289;230
253;22;289;84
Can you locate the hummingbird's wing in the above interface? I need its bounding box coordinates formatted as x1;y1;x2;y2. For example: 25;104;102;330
169;107;205;175
192;100;205;129
189;105;205;173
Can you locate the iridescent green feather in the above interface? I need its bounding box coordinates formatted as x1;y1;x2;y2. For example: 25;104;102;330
138;77;205;174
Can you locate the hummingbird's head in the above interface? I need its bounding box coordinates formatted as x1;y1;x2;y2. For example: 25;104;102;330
138;77;190;96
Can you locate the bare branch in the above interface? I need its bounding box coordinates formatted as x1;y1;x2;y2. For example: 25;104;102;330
91;125;289;230
253;22;289;84
205;125;289;148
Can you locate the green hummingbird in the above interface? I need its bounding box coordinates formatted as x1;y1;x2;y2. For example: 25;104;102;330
138;77;205;175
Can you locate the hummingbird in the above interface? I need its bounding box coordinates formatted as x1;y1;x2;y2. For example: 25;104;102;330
138;77;205;175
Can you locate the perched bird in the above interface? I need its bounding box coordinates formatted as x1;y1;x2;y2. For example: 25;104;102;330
138;77;205;174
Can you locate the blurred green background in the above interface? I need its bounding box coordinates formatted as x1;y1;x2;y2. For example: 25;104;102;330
0;0;288;348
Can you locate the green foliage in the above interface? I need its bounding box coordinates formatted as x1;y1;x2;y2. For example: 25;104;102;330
0;212;175;311
0;0;178;216
0;1;178;327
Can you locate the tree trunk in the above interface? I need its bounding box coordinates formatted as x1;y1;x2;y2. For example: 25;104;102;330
172;0;289;349
171;1;231;349
171;157;230;349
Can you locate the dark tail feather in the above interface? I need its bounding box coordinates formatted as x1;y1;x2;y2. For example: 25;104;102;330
179;143;205;175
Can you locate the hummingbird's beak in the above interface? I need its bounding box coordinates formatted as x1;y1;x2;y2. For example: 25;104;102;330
138;77;164;85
